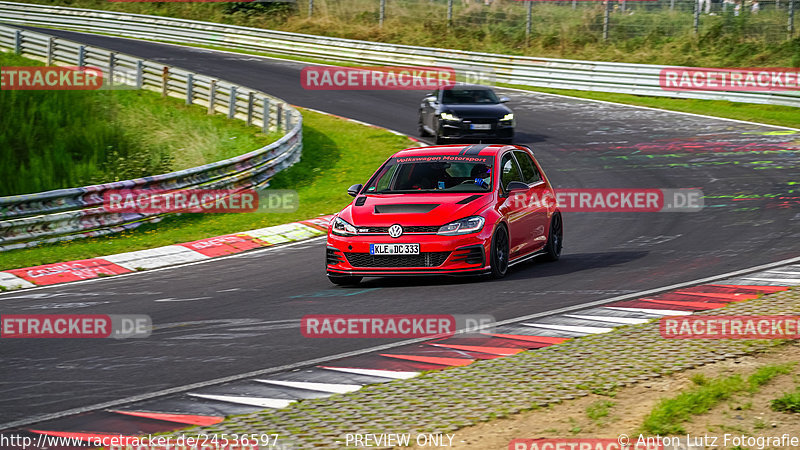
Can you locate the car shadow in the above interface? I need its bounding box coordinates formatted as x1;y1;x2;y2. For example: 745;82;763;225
338;250;649;289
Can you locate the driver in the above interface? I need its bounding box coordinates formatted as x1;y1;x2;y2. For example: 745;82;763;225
470;164;491;188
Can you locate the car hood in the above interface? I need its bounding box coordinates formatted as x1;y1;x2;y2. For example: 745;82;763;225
340;193;493;227
440;103;511;119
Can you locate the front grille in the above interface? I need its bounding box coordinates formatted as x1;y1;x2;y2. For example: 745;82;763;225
358;226;440;234
344;252;451;268
465;118;497;124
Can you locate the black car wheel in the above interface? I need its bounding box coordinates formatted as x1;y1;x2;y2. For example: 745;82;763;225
543;213;563;261
489;224;509;279
328;275;363;286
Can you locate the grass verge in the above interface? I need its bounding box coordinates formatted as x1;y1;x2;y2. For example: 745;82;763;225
639;362;795;435
0;108;413;270
0;51;278;196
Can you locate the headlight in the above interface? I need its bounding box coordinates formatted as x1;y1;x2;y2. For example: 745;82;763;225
500;113;514;122
331;216;358;236
440;112;460;122
437;216;485;235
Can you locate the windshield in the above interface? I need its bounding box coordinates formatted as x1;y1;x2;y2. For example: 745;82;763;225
441;88;500;105
365;155;494;194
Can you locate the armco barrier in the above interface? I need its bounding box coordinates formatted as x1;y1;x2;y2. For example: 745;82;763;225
0;24;302;252
1;1;799;107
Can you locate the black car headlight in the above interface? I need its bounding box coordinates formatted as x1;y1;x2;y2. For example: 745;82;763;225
331;216;358;236
437;216;485;236
500;113;514;125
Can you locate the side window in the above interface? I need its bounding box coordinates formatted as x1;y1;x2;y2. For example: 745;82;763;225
500;153;523;190
374;164;399;192
514;151;542;184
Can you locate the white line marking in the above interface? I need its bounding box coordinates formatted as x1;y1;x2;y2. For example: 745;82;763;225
564;314;650;324
319;367;420;380
520;323;613;334
254;380;362;394
604;307;694;316
187;394;294;409
154;297;212;302
740;277;800;284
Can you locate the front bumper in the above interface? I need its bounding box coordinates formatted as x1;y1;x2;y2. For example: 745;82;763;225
439;120;514;140
326;232;491;277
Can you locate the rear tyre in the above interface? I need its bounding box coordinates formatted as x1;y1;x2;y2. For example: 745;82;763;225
543;213;563;262
489;224;509;279
328;275;363;286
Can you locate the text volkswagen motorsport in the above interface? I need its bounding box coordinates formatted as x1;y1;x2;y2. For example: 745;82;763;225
326;144;563;285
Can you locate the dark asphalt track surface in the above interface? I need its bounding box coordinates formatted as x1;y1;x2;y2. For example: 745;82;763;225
1;28;799;425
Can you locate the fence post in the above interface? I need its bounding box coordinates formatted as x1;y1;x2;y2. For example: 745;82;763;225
621;0;626;12
228;86;237;119
572;0;577;9
693;0;700;35
13;30;21;54
108;53;116;88
161;66;169;98
526;1;533;40
447;0;453;27
285;109;292;130
262;98;271;134
136;60;143;90
186;73;193;105
308;0;313;17
247;92;254;127
46;37;54;66
77;45;85;67
603;0;611;41
379;0;386;27
670;0;675;11
276;103;283;131
790;0;796;38
209;80;217;114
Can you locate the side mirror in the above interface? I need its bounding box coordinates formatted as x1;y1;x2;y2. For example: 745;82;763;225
506;181;528;192
499;96;510;103
424;96;437;104
347;184;363;197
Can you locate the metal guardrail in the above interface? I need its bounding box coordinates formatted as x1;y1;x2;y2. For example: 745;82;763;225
0;23;302;252
1;1;799;107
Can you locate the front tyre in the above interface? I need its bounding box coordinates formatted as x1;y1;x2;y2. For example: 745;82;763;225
489;224;509;279
328;275;363;286
543;213;563;261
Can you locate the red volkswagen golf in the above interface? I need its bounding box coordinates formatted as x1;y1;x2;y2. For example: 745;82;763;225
326;144;562;285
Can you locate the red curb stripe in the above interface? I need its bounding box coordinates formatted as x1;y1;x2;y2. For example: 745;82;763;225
109;410;224;426
28;430;140;445
709;284;789;292
7;259;131;285
673;291;760;301
179;234;268;257
488;333;569;344
638;298;728;309
429;343;523;356
379;354;474;366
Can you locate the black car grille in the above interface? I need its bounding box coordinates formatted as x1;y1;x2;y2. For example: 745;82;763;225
450;245;485;265
326;248;344;266
344;252;451;268
358;226;440;234
465;118;498;124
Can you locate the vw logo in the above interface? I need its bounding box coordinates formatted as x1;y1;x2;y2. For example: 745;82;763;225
388;224;403;238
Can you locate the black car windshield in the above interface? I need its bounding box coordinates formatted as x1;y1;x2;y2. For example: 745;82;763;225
365;155;494;193
441;89;500;104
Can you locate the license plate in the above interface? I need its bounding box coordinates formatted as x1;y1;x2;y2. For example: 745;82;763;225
470;123;491;130
370;243;420;255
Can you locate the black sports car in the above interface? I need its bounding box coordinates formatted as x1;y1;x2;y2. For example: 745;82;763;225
418;85;514;145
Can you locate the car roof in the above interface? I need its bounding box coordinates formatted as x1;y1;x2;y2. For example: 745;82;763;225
439;84;494;91
392;144;525;158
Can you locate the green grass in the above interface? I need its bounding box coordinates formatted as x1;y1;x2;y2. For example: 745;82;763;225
500;83;800;130
0;51;278;196
639;363;794;435
586;399;615;422
20;0;800;67
771;390;800;413
0;108;414;270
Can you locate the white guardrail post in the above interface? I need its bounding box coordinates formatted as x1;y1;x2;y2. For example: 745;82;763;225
0;23;302;252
